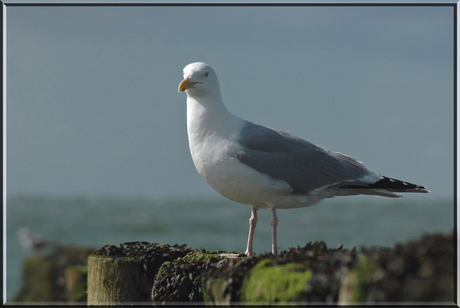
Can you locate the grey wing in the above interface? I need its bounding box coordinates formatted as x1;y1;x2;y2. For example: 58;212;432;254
236;121;375;194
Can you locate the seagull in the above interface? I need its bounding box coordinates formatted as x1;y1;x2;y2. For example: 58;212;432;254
17;228;56;252
178;62;429;256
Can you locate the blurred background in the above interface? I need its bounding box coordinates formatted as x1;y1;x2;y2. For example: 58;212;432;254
5;4;454;300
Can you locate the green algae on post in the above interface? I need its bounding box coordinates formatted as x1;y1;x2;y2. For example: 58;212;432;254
241;259;313;302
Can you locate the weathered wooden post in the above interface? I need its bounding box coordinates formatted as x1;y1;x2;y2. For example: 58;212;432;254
87;255;144;305
65;265;88;302
12;245;94;302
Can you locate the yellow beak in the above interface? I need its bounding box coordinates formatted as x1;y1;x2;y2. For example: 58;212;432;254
178;77;197;92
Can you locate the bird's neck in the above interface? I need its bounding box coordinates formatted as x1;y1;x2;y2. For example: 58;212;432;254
186;94;243;140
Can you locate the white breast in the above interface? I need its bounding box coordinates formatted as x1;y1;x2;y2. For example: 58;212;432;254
191;135;293;206
186;98;292;207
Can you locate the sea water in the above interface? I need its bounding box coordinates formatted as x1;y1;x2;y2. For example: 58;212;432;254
5;194;453;300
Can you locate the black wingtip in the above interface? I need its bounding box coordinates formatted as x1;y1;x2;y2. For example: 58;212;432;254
374;176;429;193
340;175;429;193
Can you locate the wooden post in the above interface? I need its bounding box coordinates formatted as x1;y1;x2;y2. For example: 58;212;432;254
65;265;88;302
87;255;144;305
12;245;94;302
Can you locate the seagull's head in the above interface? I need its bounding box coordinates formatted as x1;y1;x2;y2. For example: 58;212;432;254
178;62;220;97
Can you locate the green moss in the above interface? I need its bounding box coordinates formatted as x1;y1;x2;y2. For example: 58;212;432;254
156;261;171;280
350;256;379;302
241;259;312;303
66;265;88;302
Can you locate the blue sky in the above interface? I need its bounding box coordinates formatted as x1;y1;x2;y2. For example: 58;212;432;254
5;4;454;199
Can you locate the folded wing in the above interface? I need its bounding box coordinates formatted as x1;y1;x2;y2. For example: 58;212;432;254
236;121;379;195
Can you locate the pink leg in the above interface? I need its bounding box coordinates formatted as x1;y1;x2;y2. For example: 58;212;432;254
245;207;258;256
270;208;278;256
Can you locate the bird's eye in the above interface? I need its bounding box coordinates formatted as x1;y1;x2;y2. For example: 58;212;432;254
204;72;209;77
